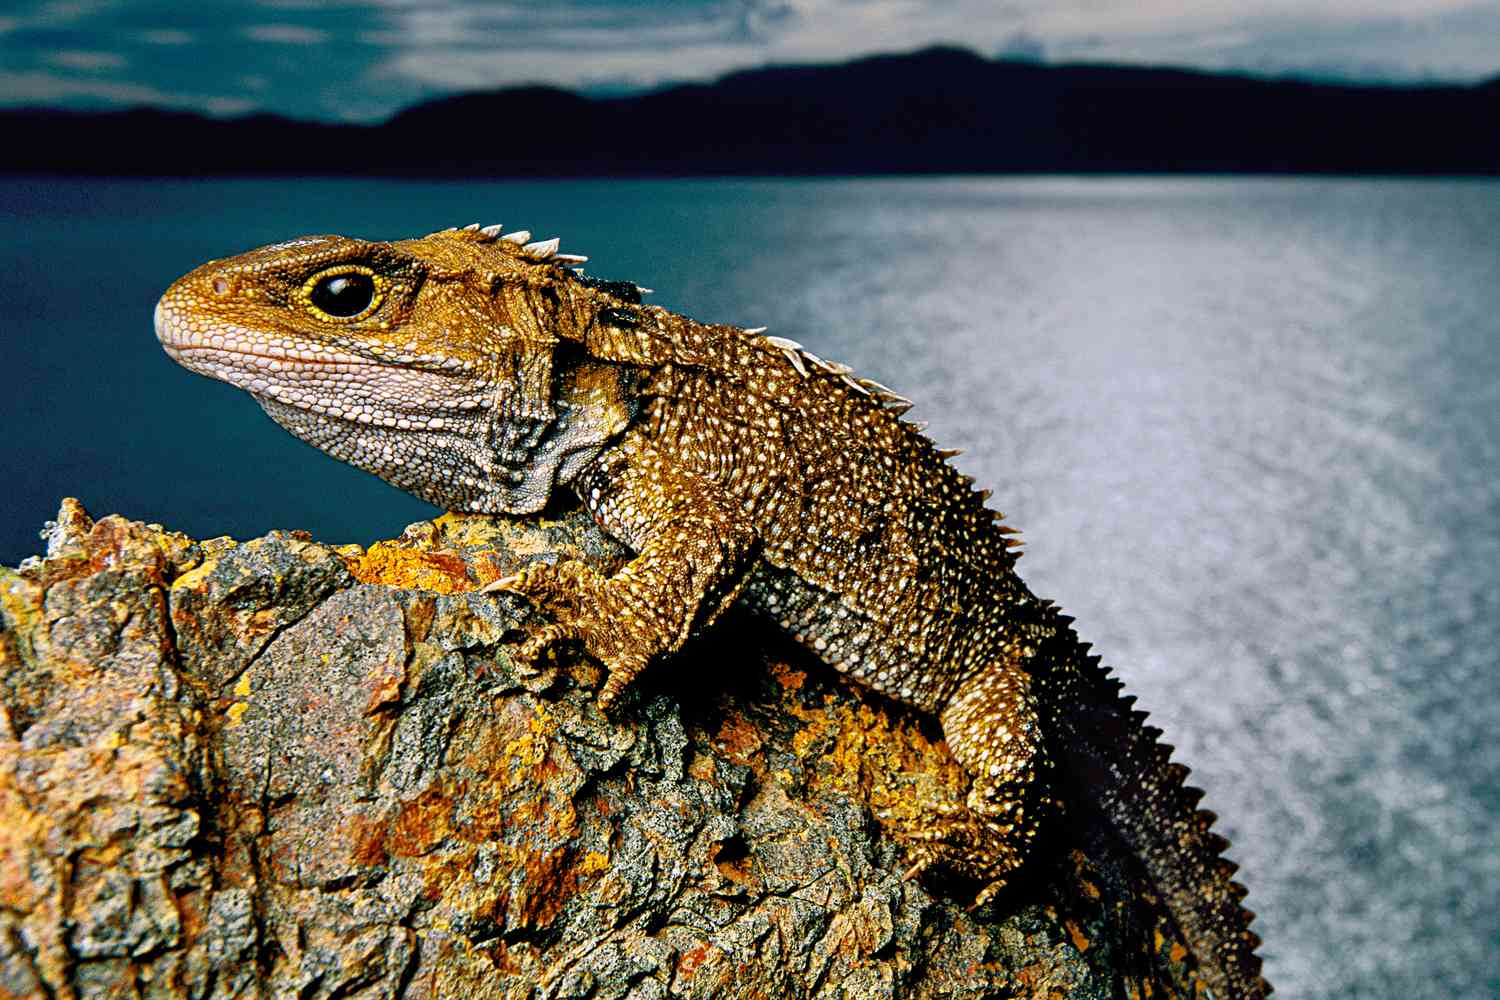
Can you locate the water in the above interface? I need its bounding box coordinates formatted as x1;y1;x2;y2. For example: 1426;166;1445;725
2;176;1497;997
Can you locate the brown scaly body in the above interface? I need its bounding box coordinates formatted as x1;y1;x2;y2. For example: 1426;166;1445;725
156;223;1271;997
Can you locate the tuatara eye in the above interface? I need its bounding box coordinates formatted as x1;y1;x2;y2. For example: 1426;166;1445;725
309;271;376;318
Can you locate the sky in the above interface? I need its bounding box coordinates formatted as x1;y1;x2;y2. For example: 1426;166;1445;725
3;0;1498;122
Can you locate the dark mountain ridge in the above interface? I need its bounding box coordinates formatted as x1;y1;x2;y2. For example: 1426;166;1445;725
4;46;1496;176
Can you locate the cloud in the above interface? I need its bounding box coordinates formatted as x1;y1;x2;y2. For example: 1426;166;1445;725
0;0;1495;121
365;0;1500;99
47;48;124;70
244;23;330;45
1044;4;1500;83
0;69;255;113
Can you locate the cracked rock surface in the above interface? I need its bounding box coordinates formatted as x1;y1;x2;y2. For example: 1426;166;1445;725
0;498;1201;999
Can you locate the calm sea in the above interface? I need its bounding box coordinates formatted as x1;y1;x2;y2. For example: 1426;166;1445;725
2;176;1497;998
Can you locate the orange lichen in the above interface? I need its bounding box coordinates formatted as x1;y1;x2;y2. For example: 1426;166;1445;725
350;814;390;867
677;941;721;978
713;712;765;764
1071;850;1102;899
389;782;458;857
769;660;806;691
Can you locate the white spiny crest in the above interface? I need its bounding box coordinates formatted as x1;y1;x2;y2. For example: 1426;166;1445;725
856;376;914;412
523;237;560;259
446;223;586;264
758;331;897;400
763;334;810;377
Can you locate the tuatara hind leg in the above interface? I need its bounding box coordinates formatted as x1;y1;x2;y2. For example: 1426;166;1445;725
906;662;1047;905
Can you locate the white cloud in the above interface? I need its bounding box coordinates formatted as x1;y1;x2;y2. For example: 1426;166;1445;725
1;0;1496;121
244;23;330;44
364;0;1500;98
0;69;255;113
48;49;125;70
30;0;113;25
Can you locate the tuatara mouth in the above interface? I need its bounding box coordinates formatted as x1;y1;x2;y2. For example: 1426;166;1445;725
155;300;369;369
155;301;487;435
154;300;477;377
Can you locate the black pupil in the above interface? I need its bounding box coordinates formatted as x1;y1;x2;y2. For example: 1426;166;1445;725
311;273;374;317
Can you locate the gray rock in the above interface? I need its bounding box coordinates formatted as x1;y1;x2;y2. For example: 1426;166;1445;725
0;498;1204;998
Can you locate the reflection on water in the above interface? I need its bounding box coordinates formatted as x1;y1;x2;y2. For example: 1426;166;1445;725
2;176;1497;998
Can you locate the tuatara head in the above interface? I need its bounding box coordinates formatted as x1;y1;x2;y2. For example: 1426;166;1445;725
154;224;641;514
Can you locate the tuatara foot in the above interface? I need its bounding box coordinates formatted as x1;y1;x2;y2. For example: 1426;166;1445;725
485;559;649;711
901;796;1032;907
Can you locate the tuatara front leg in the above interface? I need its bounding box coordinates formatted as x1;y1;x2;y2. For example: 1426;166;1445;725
488;448;760;711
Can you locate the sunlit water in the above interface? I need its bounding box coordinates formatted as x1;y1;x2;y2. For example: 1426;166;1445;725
2;176;1497;998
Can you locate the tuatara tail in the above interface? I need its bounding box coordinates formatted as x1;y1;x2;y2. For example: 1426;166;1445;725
1036;610;1272;999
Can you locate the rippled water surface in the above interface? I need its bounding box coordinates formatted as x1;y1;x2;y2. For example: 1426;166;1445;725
2;176;1497;997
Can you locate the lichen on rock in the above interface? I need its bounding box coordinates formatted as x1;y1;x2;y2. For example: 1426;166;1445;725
0;498;1202;998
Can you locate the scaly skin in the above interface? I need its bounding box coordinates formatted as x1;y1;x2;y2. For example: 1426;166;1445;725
156;223;1271;997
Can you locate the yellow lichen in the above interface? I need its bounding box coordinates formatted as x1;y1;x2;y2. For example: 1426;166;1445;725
348;541;473;593
168;557;218;593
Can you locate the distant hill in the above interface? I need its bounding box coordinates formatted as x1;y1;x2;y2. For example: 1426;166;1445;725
4;47;1497;176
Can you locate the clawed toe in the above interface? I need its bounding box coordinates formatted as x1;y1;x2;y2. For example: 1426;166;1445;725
483;561;575;600
483;560;605;676
478;556;674;722
970;878;1008;909
516;622;578;668
902;849;938;882
897;803;1026;906
478;573;519;594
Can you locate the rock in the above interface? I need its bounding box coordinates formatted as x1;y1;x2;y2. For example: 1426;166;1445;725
0;498;1202;999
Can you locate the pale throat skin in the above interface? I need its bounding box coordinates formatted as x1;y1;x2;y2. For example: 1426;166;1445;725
156;224;1271;999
